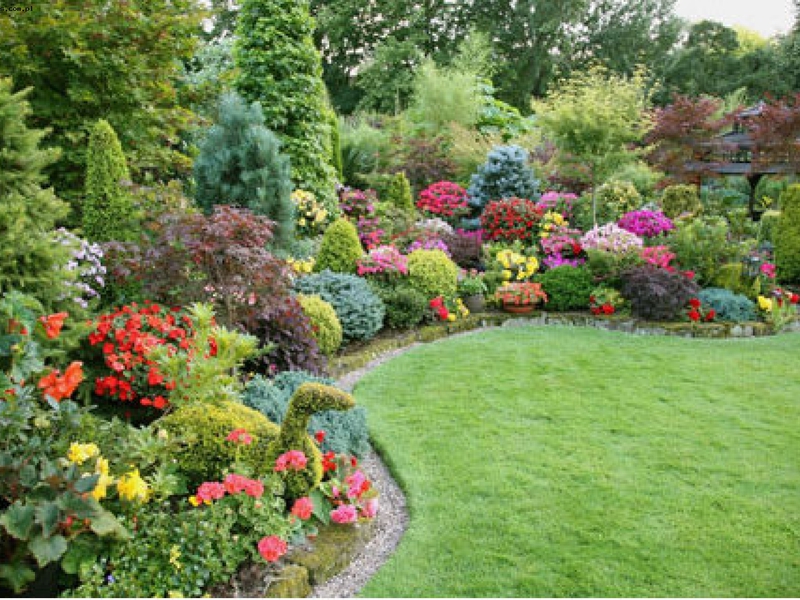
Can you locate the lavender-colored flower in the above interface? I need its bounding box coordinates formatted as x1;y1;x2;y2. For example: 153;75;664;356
55;228;107;307
580;223;643;255
617;210;674;238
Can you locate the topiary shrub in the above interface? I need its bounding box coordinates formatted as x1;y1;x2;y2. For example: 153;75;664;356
467;145;540;216
243;372;369;457
535;266;594;311
407;249;458;300
480;197;543;244
775;184;800;283
620;265;700;321
297;294;343;356
368;279;428;329
159;400;280;487
295;270;385;341
83;119;135;242
314;217;364;274
697;288;756;322
660;184;702;219
266;382;355;501
758;209;781;245
385;172;415;214
595;180;641;223
711;262;748;295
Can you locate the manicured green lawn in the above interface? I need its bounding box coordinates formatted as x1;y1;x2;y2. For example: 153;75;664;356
355;327;800;597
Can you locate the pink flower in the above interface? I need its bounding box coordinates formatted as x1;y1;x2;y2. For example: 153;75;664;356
226;428;253;445
274;450;308;472
243;479;264;498
291;497;314;520
330;504;358;524
196;481;226;503
760;262;777;279
257;535;287;562
360;498;379;519
345;470;371;499
223;473;249;495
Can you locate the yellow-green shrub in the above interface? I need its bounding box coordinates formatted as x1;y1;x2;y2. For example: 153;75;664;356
407;249;458;299
314;217;364;273
298;294;343;356
660;184;702;219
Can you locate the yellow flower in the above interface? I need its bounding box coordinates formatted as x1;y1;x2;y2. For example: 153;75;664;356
169;545;182;570
117;468;149;503
446;314;456;322
502;269;512;280
188;495;200;507
91;457;114;501
67;442;99;465
758;296;773;312
298;217;307;227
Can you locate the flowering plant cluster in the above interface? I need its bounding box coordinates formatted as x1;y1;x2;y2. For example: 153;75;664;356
457;269;488;296
480;197;544;244
758;288;799;331
589;287;625;316
538;210;567;239
617;210;675;238
407;236;450;255
496;249;540;282
291;189;329;236
89;302;194;410
536;191;577;220
429;296;469;322
287;256;315;275
356;215;386;250
686;297;716;323
314;450;378;526
416;181;469;220
357;245;409;278
640;245;676;269
539;226;585;269
580;223;644;255
416;218;455;237
56;228;106;309
495;282;548;306
339;187;377;221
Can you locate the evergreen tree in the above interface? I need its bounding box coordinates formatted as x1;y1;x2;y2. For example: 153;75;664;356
194;93;295;249
83;120;135;242
235;0;338;215
0;79;72;308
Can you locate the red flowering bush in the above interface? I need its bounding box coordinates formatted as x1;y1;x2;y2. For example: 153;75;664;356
686;297;716;322
417;181;469;221
88;301;193;410
480;197;544;244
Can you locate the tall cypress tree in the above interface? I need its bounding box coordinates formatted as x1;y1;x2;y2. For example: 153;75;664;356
0;79;72;308
234;0;339;215
83;119;135;241
194;92;295;249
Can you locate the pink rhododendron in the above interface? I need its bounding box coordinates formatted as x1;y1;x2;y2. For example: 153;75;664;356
257;535;288;562
291;497;314;520
416;181;468;218
331;504;358;524
274;450;308;472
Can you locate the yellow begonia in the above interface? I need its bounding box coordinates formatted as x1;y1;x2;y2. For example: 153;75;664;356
117;468;150;503
91;457;114;501
758;296;773;312
67;442;100;465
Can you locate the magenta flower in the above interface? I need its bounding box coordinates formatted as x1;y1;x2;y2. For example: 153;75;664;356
274;450;308;472
760;262;777;279
331;504;358;524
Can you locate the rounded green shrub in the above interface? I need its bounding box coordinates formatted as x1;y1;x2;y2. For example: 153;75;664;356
159;400;280;487
660;184;702;219
698;288;756;322
314;217;364;274
385;172;415;214
535;266;594;311
243;372;369;457
758;209;781;245
407;249;458;300
776;184;800;283
595;180;641;222
666;216;747;286
369;279;428;329
295;270;385;341
297;293;343;356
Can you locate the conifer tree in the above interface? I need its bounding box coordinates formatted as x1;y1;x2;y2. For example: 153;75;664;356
0;79;72;308
194;93;295;249
83;119;135;241
234;0;338;215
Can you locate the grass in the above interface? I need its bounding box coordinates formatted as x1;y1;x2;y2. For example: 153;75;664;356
354;326;800;597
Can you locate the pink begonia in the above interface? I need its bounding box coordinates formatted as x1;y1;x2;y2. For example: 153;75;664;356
345;470;370;499
760;262;777;279
360;498;379;519
331;504;358;524
196;481;226;503
226;428;253;445
243;479;264;498
257;535;288;562
291;496;314;520
640;245;675;269
223;473;249;495
357;245;409;277
274;450;308;472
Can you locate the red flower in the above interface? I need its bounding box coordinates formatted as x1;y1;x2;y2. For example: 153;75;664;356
38;361;84;401
601;303;615;315
689;298;701;309
683;270;695;280
314;430;326;444
322;451;337;473
705;309;716;321
147;368;164;387
791;293;800;305
257;536;287;563
226;428;253;445
688;309;700;322
39;312;68;339
291;497;314;520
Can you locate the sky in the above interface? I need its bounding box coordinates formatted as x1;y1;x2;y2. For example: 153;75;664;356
673;0;796;37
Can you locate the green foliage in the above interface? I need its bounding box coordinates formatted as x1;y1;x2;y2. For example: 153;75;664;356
315;218;364;274
295;271;385;341
0;79;73;311
385;172;415;214
697;288;756;322
660;184;702;219
711;263;749;295
338;114;393;187
82;120;135;242
775;184;800;283
608;162;663;200
159;400;280;487
368;279;428;329
0;2;201;208
266;382;356;501
356;37;424;114
535;266;594;312
586;248;645;289
666;216;750;286
194;93;296;249
243;373;369;457
235;0;338;215
758;210;781;245
407;59;482;133
329;107;343;178
754;176;792;209
620;265;700;321
407;249;459;300
467;145;540;216
595;180;642;223
297;294;343;357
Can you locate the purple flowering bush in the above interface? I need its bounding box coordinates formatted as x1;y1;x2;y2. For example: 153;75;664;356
581;223;644;256
617;210;674;238
357;245;409;278
536;191;578;220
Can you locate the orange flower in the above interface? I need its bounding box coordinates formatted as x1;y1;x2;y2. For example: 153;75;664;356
38;361;84;401
39;312;69;339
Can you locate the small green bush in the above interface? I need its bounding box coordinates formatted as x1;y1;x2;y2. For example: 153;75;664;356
159;400;279;487
295;270;385;341
407;249;458;300
298;294;343;356
698;288;756;322
666;216;749;286
660;184;702;219
535;266;594;311
369;279;428;329
315;217;364;274
585;248;644;288
595;180;641;222
385;171;415;214
758;209;781;245
243;372;369;457
711;262;748;294
775;185;800;283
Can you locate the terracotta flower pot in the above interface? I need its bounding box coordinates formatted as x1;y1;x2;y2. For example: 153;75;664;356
502;302;535;314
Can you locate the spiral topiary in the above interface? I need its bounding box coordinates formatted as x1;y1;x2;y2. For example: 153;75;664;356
297;293;343;356
314;217;364;273
407;249;458;300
